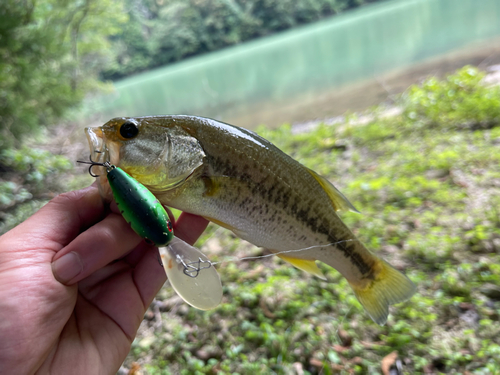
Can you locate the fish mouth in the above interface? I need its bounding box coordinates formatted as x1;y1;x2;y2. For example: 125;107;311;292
85;127;107;163
84;126;113;200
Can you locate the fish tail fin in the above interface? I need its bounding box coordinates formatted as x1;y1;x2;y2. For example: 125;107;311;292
348;259;416;325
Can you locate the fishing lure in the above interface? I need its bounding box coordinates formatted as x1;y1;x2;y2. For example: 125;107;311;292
107;162;174;246
159;238;223;310
78;158;223;310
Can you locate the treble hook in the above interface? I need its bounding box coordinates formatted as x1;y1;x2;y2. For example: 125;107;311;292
177;255;213;278
77;155;113;177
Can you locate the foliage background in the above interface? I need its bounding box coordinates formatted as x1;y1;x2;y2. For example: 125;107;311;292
101;0;378;81
0;0;126;144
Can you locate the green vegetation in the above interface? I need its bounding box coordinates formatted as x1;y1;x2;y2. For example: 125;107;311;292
122;67;500;373
0;147;77;233
0;0;126;145
402;66;500;131
102;0;380;80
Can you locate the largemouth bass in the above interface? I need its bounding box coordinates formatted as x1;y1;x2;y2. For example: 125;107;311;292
85;115;415;325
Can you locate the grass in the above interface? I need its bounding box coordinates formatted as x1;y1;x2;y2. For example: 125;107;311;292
121;66;500;374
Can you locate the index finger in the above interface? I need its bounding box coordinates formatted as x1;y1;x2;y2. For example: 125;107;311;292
171;212;209;245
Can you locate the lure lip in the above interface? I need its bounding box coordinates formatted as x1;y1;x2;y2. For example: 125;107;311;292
159;237;223;311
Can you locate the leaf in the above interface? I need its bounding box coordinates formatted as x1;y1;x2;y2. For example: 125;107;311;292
381;351;398;375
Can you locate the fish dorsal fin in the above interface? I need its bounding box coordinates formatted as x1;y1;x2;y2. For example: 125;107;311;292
305;167;359;213
276;253;327;280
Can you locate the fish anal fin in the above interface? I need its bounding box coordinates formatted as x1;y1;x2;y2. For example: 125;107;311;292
203;216;229;229
348;259;416;325
276;253;327;280
305;167;359;213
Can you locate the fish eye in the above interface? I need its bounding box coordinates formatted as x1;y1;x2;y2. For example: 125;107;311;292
119;120;139;139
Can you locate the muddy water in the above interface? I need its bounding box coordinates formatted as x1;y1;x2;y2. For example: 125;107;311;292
226;39;500;129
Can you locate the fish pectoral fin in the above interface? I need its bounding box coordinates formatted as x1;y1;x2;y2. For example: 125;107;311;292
348;259;416;325
201;175;243;197
276;253;327;280
201;175;224;197
305;167;359;213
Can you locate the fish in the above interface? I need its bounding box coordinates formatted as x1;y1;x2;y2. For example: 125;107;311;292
85;115;416;325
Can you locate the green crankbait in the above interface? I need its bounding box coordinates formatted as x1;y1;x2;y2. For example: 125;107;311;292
77;158;223;310
106;164;174;246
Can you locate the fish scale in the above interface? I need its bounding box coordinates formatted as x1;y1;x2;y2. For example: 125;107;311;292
86;115;416;325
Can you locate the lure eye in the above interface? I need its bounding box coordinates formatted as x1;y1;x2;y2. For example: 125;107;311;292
119;120;139;139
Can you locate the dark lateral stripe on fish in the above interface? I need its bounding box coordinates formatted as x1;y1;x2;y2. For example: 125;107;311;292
207;154;374;278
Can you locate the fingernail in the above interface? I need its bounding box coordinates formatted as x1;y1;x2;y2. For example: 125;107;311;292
52;252;83;284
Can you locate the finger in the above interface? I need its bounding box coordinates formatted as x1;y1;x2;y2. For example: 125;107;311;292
78;261;131;294
78;267;146;341
109;199;120;215
78;248;167;341
123;241;157;267
7;184;105;250
51;213;142;285
174;212;209;245
79;242;165;296
132;247;167;309
164;206;176;226
75;241;150;291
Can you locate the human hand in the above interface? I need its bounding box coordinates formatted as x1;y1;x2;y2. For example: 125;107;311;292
0;184;208;374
